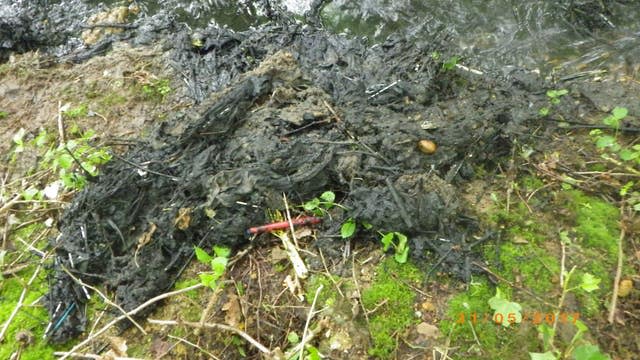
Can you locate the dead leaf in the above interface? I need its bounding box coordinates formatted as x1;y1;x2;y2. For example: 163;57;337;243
269;247;289;263
618;279;633;297
134;223;156;268
102;336;128;359
174;207;192;230
415;322;440;339
511;235;529;244
149;336;172;359
222;294;242;327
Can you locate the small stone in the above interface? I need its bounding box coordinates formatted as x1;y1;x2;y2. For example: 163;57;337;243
618;279;633;297
15;330;33;346
415;322;440;339
417;140;437;154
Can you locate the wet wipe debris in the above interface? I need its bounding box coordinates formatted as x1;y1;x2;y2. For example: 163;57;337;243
16;7;548;343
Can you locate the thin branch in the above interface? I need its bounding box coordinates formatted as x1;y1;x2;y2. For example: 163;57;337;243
608;209;626;323
299;284;323;360
147;319;271;355
57;283;203;359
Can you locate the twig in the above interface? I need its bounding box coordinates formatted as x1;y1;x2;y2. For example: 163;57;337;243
0;194;21;216
167;334;219;360
299;284;323;360
608;210;626;323
560;242;566;287
57;100;66;146
147;319;270;355
318;248;345;298
57;283;203;359
53;352;143;360
0;255;47;341
351;254;370;324
61;266;147;334
283;193;300;249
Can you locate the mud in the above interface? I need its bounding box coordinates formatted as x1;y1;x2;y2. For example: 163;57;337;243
2;0;617;345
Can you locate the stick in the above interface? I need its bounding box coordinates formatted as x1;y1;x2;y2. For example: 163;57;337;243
57;283;203;359
148;319;270;355
57;100;66;146
53;352;143;360
61;266;147;335
608;217;625;323
299;284;323;360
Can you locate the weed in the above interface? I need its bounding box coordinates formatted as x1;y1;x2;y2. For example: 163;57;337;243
194;245;231;290
442;56;460;71
0;110;8;119
340;218;356;238
379;232;410;264
62;104;88;118
141;79;171;102
538;89;568;117
529;267;608;360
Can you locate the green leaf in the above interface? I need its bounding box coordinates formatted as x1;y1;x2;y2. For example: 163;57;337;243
529;352;558;360
488;288;522;327
381;233;394;251
303;198;320;211
539;107;550;117
210;256;228;276
580;273;600;292
12;128;25;145
634;203;640;212
306;345;321;360
213;245;231;258
618;149;638;161
611;106;628;120
362;221;373;230
199;273;217;289
194;246;212;263
395;232;408;248
572;344;609;360
287;332;300;344
620;181;634;197
595;135;616;149
537;324;556;351
320;191;335;203
22;187;40;201
394;246;409;264
442;56;459;71
341;218;356;239
56;153;74;170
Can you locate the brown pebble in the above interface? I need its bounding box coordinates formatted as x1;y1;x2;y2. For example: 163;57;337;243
417;140;437;154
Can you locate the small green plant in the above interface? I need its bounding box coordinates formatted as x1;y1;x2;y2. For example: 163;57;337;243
302;190;341;215
194;245;231;290
488;288;522;328
62;104;89;118
0;110;8;119
141;79;171;101
302;191;356;239
12;127;112;191
380;231;409;263
539;89;568;116
340;217;356;238
529;267;607;360
589;107;640;210
442;55;460;71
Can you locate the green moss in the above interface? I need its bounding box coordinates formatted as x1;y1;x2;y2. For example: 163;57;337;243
98;92;128;107
564;190;619;256
440;279;539;359
0;266;63;359
361;258;422;359
487;242;560;294
305;274;339;307
174;278;200;301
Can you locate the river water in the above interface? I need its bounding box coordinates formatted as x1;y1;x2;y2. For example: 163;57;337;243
99;0;640;77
